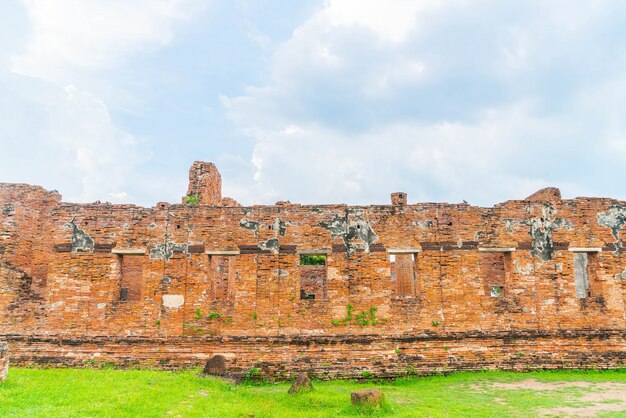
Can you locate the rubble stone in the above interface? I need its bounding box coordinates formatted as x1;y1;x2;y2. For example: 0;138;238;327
351;389;384;406
202;355;227;376
288;373;314;394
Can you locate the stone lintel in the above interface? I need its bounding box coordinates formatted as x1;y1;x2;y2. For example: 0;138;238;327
297;249;329;255
386;248;422;254
111;248;146;255
205;250;240;256
478;247;516;252
568;247;603;253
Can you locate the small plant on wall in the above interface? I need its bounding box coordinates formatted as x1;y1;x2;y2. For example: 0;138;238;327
331;305;385;327
185;195;200;205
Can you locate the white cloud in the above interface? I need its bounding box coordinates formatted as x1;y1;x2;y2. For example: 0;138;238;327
324;0;441;43
0;0;209;205
49;85;145;202
0;80;144;203
233;102;586;206
221;0;626;206
12;0;205;83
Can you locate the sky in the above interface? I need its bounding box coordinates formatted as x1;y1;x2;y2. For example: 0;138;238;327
1;0;626;207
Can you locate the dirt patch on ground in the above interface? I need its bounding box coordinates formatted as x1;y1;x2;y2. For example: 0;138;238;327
490;379;593;391
541;387;626;417
474;379;626;417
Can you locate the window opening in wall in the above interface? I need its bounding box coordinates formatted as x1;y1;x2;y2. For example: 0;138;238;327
299;254;326;300
119;255;143;302
390;253;417;297
209;255;236;301
573;252;590;298
490;285;504;298
480;252;506;298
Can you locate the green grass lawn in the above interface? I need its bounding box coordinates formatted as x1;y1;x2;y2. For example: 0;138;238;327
1;368;625;417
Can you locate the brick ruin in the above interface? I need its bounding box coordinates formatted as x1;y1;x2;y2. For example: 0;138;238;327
0;341;7;382
1;161;625;379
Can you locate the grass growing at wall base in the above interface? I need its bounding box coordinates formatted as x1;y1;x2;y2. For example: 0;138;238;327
0;368;625;417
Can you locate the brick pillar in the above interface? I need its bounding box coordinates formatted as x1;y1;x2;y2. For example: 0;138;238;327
183;161;222;205
391;192;407;206
0;341;8;382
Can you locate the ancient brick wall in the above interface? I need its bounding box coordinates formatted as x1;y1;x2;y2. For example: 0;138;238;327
184;161;222;205
1;162;626;377
0;341;7;382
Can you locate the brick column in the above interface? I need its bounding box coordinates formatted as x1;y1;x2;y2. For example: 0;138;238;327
0;341;8;382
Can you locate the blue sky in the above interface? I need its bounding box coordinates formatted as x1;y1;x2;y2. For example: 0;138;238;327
1;0;626;207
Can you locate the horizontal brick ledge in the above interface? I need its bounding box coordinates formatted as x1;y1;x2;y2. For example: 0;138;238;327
3;329;624;345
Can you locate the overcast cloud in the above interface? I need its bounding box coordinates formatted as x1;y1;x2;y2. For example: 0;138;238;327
1;0;626;206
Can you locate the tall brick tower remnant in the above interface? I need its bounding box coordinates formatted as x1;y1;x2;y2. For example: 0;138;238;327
184;161;222;205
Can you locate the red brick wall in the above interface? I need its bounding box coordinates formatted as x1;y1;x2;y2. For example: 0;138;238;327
184;161;221;205
1;163;626;377
0;341;7;382
299;264;326;300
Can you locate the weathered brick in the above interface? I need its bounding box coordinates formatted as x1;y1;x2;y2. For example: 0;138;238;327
1;163;626;378
0;341;8;382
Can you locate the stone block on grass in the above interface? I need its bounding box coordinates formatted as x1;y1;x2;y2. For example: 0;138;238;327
201;354;227;377
351;389;384;406
288;373;314;394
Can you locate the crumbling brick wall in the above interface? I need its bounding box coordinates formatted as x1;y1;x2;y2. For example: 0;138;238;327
184;161;222;205
1;163;626;377
0;341;8;382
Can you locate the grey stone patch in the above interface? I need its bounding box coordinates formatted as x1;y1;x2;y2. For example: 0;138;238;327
473;231;485;241
3;204;15;217
513;260;534;275
150;240;188;261
64;217;94;253
504;219;515;234
49;301;63;310
272;218;286;236
573;253;589;298
520;204;571;262
258;238;279;254
0;341;8;383
273;269;289;278
319;209;379;254
414;220;433;229
239;218;259;237
597;205;626;254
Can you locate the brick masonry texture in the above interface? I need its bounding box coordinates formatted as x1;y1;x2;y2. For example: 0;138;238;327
1;163;626;379
0;341;7;382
